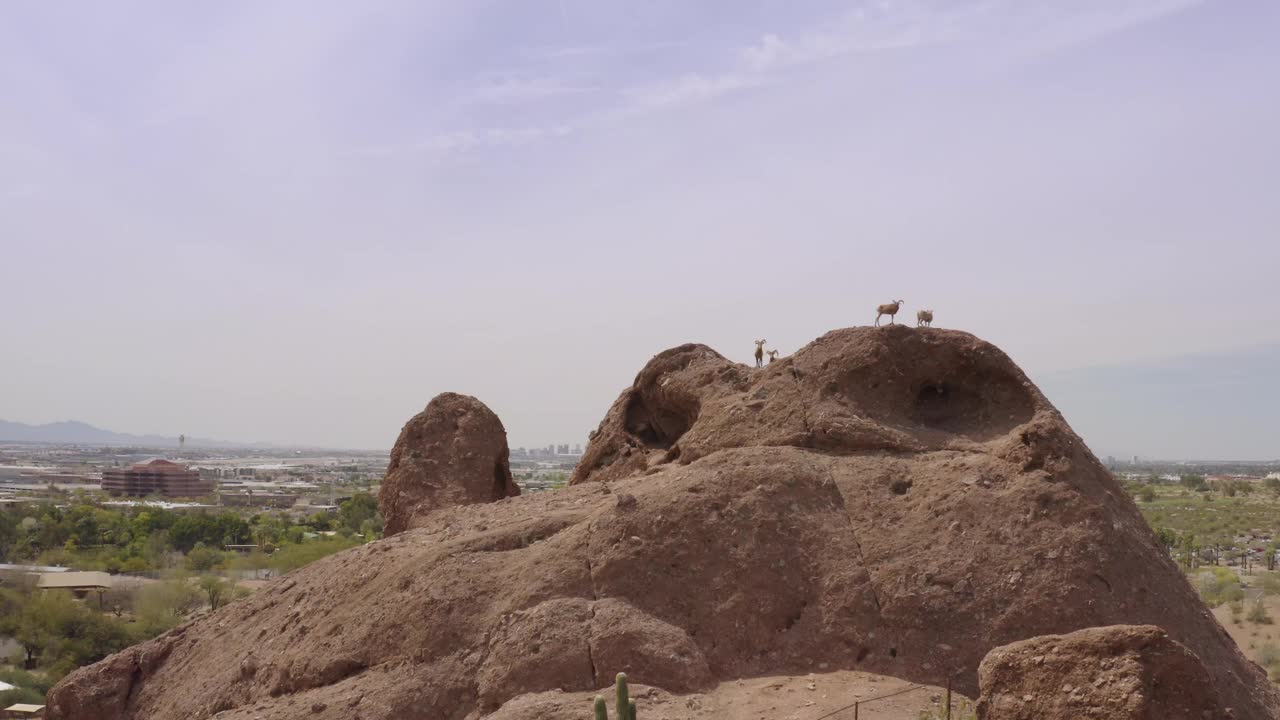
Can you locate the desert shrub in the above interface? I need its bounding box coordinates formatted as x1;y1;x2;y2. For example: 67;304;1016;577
1258;573;1280;596
1139;486;1157;503
1248;597;1274;624
133;579;203;634
1195;567;1243;608
1260;643;1280;679
120;556;151;573
0;668;51;705
1263;646;1280;665
197;576;249;611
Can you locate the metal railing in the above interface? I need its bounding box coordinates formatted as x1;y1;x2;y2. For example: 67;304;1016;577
811;677;962;720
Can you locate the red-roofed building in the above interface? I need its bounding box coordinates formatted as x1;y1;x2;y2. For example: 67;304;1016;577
101;459;213;498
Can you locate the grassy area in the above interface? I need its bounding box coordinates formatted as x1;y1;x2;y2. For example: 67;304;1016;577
1142;493;1280;544
1131;481;1280;570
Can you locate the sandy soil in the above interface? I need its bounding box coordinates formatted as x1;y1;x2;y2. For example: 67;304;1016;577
1212;582;1280;679
493;670;971;720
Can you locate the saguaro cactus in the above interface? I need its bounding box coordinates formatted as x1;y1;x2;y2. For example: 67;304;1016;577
592;672;636;720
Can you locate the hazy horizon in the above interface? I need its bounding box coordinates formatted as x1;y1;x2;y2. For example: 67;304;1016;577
3;1;1278;458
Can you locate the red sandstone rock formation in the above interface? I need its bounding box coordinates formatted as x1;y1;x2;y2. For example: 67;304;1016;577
379;392;519;536
976;625;1225;719
43;327;1280;720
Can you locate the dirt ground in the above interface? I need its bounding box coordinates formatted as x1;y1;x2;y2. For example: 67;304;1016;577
492;670;972;720
1212;586;1280;679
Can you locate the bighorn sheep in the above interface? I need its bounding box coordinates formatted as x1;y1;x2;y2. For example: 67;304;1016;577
754;339;767;367
767;349;779;363
916;309;933;327
875;300;904;326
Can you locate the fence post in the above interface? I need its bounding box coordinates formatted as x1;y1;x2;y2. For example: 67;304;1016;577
945;677;952;720
853;701;858;720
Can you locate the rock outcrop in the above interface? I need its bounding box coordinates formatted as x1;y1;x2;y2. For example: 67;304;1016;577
975;625;1225;719
44;327;1280;720
378;392;519;536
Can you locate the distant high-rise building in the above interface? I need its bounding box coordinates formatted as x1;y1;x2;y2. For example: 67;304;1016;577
573;444;582;455
557;444;569;455
102;459;214;498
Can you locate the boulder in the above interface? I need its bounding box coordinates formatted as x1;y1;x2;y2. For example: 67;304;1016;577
378;392;519;536
975;625;1226;719
44;327;1280;720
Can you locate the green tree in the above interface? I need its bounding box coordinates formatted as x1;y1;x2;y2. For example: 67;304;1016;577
304;512;333;531
7;588;132;670
0;512;19;560
198;576;238;611
184;542;225;572
337;493;380;535
269;537;360;574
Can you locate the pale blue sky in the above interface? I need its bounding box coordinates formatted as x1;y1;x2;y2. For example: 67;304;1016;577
2;1;1277;457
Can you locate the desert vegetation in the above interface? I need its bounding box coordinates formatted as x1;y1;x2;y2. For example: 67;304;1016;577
1131;476;1280;682
0;493;382;703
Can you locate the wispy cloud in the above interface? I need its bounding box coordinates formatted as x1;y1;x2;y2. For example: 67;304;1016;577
352;125;575;158
417;125;573;152
621;5;938;114
520;41;688;62
460;75;596;105
521;45;604;60
356;0;1217;155
623;73;761;111
740;11;931;72
624;0;1207;113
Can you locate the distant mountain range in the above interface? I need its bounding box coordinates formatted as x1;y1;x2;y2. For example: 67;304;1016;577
0;419;268;449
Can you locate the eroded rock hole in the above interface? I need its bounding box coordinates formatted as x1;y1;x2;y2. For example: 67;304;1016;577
889;647;898;658
906;369;1035;440
890;478;912;495
624;392;698;449
912;383;988;433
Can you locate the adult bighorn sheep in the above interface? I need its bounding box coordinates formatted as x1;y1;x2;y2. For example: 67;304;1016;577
754;339;767;367
875;300;904;326
916;309;933;327
767;349;779;363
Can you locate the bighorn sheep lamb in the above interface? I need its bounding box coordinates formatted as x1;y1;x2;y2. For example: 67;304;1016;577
754;339;767;368
875;300;904;326
916;309;933;327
